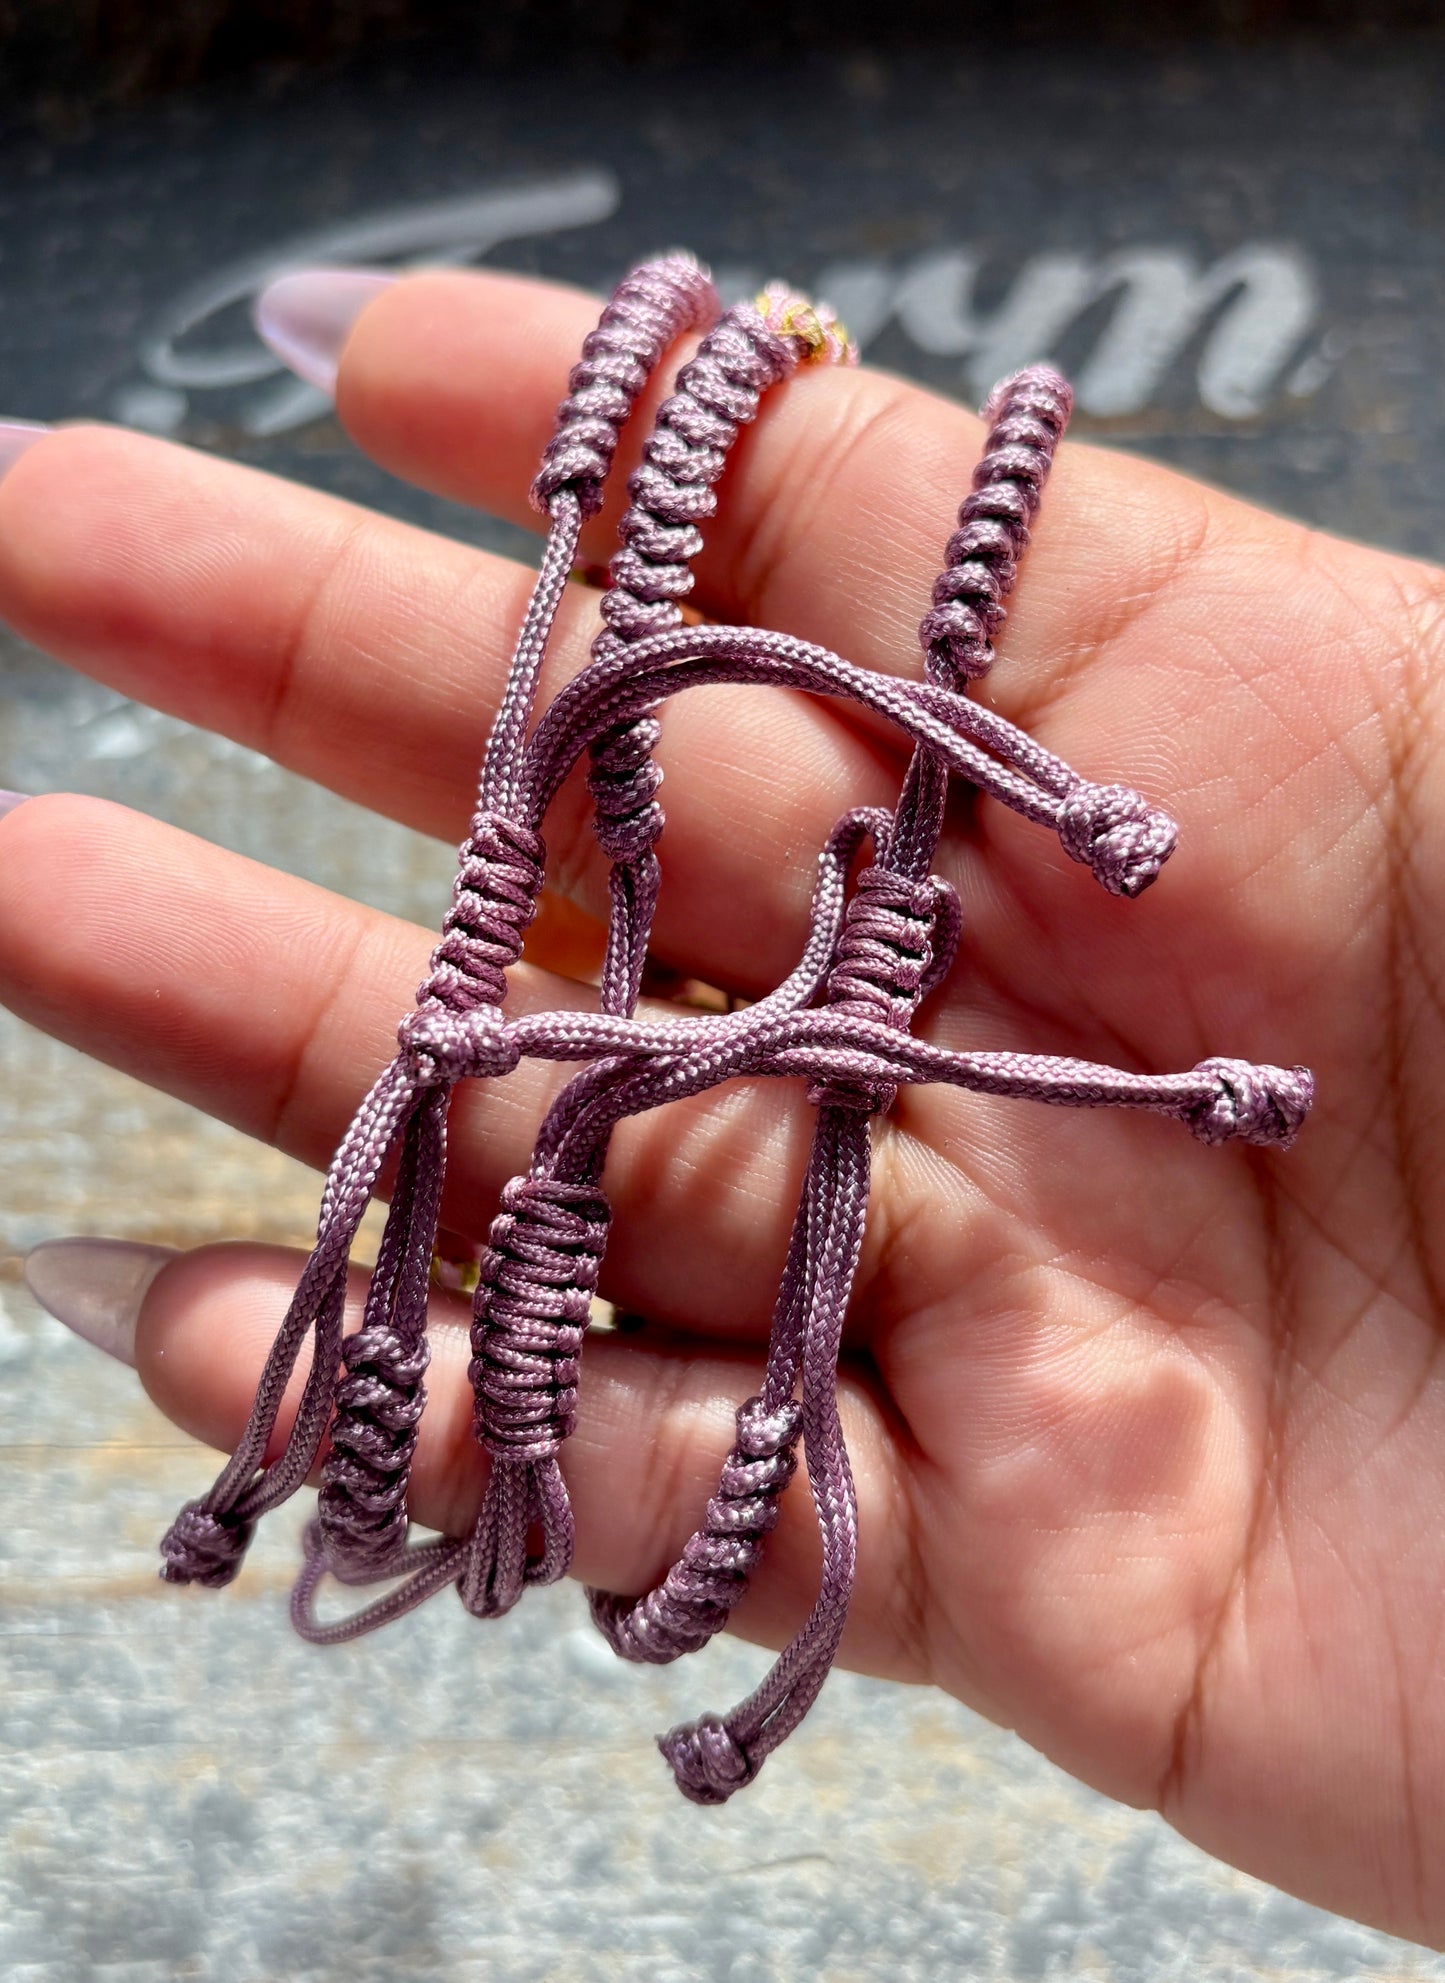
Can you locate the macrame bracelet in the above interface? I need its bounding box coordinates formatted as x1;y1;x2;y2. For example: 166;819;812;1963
157;254;1314;1806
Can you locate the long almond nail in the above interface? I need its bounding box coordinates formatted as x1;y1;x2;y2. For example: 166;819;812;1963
253;269;397;395
25;1237;178;1368
0;420;50;482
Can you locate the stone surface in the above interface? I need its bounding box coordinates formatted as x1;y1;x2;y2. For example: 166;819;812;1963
3;28;1445;1982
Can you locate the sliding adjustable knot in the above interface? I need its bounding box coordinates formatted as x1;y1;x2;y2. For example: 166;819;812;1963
397;1004;521;1086
974;367;1073;518
469;1176;612;1462
317;1324;431;1576
920;364;1072;684
810;867;961;1112
531;253;715;519
417;812;545;1013
1057;782;1179;898
826;868;958;1024
587;1394;802;1664
1186;1058;1314;1150
658;1713;760;1806
159;1501;254;1588
588;714;664;864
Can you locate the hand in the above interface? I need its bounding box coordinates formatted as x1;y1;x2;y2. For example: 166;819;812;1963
2;269;1442;1942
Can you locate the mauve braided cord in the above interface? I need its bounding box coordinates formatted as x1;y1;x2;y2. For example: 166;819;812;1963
155;256;1314;1804
161;252;717;1592
456;290;860;1620
619;370;1072;1793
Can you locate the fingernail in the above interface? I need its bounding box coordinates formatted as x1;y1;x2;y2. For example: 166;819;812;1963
254;268;397;395
25;1237;177;1368
0;420;51;482
0;790;30;822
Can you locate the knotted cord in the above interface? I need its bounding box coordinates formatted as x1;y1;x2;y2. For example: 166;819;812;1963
159;255;1313;1805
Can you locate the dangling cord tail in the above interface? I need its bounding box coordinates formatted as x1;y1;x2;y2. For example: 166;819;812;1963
457;284;857;1617
648;367;1077;1801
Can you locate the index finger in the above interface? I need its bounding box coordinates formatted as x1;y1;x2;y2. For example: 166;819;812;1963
333;268;1208;722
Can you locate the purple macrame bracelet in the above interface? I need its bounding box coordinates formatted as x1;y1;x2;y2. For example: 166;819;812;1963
157;256;1313;1805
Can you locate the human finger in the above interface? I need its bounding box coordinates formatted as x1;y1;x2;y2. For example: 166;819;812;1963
128;1240;918;1678
332;267;1222;722
333;267;1410;971
0;794;826;1335
0;422;901;996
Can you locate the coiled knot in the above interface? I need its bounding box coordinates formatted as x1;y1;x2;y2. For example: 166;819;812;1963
1185;1058;1314;1149
601;305;788;645
657;1713;760;1806
416;812;545;1013
588;714;665;865
469;1176;612;1462
810;867;961;1112
397;1003;522;1088
317;1324;432;1576
919;365;1072;682
1057;783;1179;898
159;1501;255;1588
530;254;715;520
599;292;850;648
588;1395;802;1663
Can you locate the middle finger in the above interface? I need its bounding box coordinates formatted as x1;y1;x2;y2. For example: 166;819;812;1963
0;424;903;996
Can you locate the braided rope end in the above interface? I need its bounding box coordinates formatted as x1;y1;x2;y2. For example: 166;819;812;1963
658;1712;760;1805
1057;783;1179;898
160;1501;254;1588
1187;1059;1314;1149
398;1004;522;1087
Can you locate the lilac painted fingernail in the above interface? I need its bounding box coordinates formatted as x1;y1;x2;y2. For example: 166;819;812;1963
254;268;398;395
0;790;30;821
0;420;50;481
25;1237;177;1368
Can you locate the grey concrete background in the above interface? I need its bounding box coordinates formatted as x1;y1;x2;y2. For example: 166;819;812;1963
3;24;1445;1981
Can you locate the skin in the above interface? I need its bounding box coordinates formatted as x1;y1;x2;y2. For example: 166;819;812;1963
0;269;1443;1941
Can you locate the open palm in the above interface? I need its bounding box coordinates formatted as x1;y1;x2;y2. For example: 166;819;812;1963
2;269;1442;1942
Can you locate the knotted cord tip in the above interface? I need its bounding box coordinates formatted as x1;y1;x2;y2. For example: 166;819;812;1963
159;1501;254;1589
1187;1058;1315;1149
1057;782;1179;897
658;1712;760;1805
397;1004;522;1087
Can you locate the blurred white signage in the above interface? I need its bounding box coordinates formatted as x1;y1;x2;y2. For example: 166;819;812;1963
112;169;1331;437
